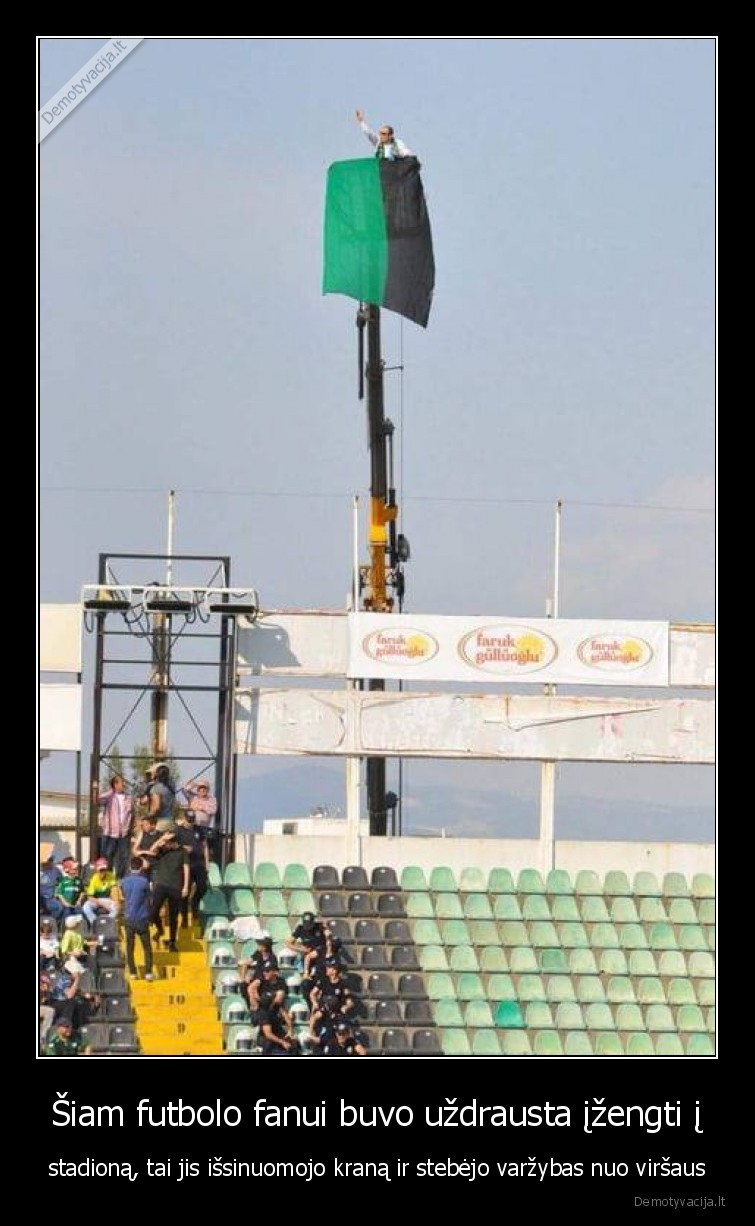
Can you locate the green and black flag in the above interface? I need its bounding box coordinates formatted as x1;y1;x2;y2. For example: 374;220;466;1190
323;157;434;328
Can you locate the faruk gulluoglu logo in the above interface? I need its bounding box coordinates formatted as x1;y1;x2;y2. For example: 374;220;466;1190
362;627;439;665
459;625;557;674
577;635;654;671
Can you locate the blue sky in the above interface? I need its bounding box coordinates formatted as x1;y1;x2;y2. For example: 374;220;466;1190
39;37;716;839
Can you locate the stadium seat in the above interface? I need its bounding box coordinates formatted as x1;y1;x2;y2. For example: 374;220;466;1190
638;897;667;923
208;942;236;968
589;922;619;949
479;946;508;973
376;894;406;918
433;998;464;1027
266;917;293;944
464;999;494;1028
287;890;316;915
487;868;515;894
441;1028;472;1056
224;862;253;888
221;996;251;1024
498;920;528;946
381;1028;410;1054
207;862;223;888
390;945;419;971
668;897;697;925
312;865;340;889
678;925;708;952
636;977;666;1005
691;872;715;898
696;898;715;925
440;920;472;946
579;896;610;923
419;945;449;972
667;978;696;1006
653;1033;684;1055
412;919;442;946
568;948;599;975
374;999;403;1026
493;999;525;1028
361;944;389;970
626;1033;655;1056
493;895;523;921
676;1004;706;1033
610;897;639;924
204;917;233;942
501;1031;532;1055
319;892;347;917
225;1025;259;1054
633;871;661;897
449;945;479;972
545;975;576;1004
407;892;434;918
663;872;690;897
229;889;258;917
342;865;370;891
533;1030;563;1056
426;972;456;1000
469;920;499;946
103;996;135;1022
79;1023;110;1053
594;1033;623;1056
528;921;560;948
471;1029;502;1055
517;868;546;894
367;972;395;998
603;870;631;896
615;1003;645;1031
399;866;428;891
599;949;628;977
525;1002;554;1029
435;894;464;920
695;980;715;1008
98;969;128;995
545;868;573;895
574;870;602;896
412;1028;442;1054
657;950;687;977
456;973;485;1001
686;1033;714;1056
576;977;607;1004
257;889;287;916
371;866;399;891
554;1002;585;1031
606;976;636;1004
551;895;581;922
459;867;487;893
282;863;310;889
383;919;412;944
618;923;648;950
628;949;657;977
214;970;243;997
522;895;551;921
199;888;230;917
398;973;426;1000
463;893;494;921
92;915;118;942
253;862;282;889
509;946;538;974
517;974;546;1002
486;973;516;1002
648;923;678;951
564;1031;593;1055
558;923;590;950
403;999;434;1025
538;947;569;975
429;866;457;892
687;951;714;979
108;1024;140;1053
644;1004;676;1032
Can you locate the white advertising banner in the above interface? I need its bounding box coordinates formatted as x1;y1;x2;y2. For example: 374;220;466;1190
39;684;83;752
40;604;83;673
348;614;670;687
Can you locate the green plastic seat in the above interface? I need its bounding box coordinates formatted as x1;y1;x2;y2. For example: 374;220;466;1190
458;867;487;893
676;1004;706;1033
657;949;687;977
589;922;619;949
265;917;292;943
221;995;252;1024
546;975;576;1003
440;920;471;946
456;972;485;1001
517;868;546;894
400;866;428;891
230;889;260;916
696;980;715;1008
633;871;661;896
464;999;494;1028
686;1033;714;1056
257;889;287;916
207;862;223;888
595;1032;623;1056
493;999;525;1028
418;945;449;971
435;894;464;920
568;948;599;975
574;870;602;896
564;1031;593;1055
498;920;528;946
552;896;581;922
606;976;636;1004
545;868;573;895
704;925;715;951
687;951;714;978
533;1030;563;1056
649;923;678;951
224;861;253;888
638;897;667;923
407;892;434;919
668;898;697;925
469;920;499;945
654;1033;684;1055
636;977;666;1005
696;899;715;925
441;1028;471;1056
429;866;456;892
493;895;523;921
463;893;494;921
449;945;479;973
486;973;516;1002
558;922;589;949
579;895;610;923
501;1031;532;1055
667;978;696;1006
705;1008;715;1035
626;1032;655;1056
678;925;708;952
199;888;229;917
585;1003;616;1031
471;1028;502;1055
615;1003;644;1031
576;977;606;1004
426;972;456;1000
618;923;648;950
528;921;560;948
204;916;233;942
287;890;316;915
610;897;639;924
487;868;516;894
225;1025;259;1054
556;1002;586;1032
509;946;538;974
603;870;631;896
253;862;282;889
282;863;310;889
599;949;628;977
479;945;508;973
517;974;546;1002
662;872;690;897
538;947;569;975
645;1004;676;1032
433;998;463;1027
628;949;657;977
412;919;442;945
525;1001;554;1030
691;872;715;899
522;895;551;921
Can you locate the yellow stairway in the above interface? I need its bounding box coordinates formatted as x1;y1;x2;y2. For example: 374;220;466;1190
128;923;224;1056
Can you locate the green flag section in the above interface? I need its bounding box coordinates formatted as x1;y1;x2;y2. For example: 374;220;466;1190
323;157;434;328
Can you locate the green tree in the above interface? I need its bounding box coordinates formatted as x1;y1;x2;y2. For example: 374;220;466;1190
130;744;179;789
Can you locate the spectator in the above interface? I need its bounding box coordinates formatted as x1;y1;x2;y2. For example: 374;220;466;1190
179;778;219;858
321;1019;367;1056
248;958;287;1020
53;857;85;924
173;810;209;926
60;914;91;973
39;917;60;971
132;813;161;877
121;856;156;981
45;1017;90;1056
311;962;357;1020
257;998;297;1055
150;764;177;824
149;824;189;952
40;846;65;923
94;774;134;877
40;972;56;1049
82;857;119;928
